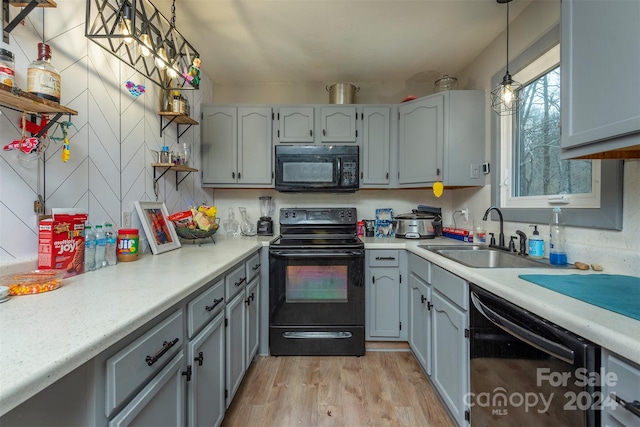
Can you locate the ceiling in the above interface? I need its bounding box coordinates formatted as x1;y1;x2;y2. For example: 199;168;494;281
153;0;532;85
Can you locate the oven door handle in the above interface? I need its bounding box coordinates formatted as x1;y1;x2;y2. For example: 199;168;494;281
471;292;575;364
269;250;364;258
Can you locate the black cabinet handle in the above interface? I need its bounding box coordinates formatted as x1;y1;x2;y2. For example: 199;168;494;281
427;301;433;310
421;295;427;304
182;365;192;381
375;256;396;261
310;129;313;137
252;263;261;271
238;172;241;179
246;292;255;305
145;338;179;366
232;172;235;179
235;277;246;287
194;352;204;366
205;297;223;312
361;171;363;179
386;172;389;179
323;129;326;136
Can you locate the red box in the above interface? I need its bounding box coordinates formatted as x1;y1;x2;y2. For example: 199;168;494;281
38;213;88;277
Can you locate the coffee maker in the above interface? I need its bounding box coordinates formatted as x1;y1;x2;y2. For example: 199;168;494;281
257;196;274;236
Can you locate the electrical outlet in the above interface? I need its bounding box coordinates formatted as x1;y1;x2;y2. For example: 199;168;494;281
122;211;132;228
461;208;469;222
470;164;480;179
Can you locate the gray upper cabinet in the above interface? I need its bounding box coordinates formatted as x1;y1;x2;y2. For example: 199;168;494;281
560;0;640;159
361;106;395;187
398;91;485;187
278;107;315;142
320;106;357;143
201;105;273;187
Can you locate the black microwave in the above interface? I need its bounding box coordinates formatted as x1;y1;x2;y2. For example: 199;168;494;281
275;145;359;193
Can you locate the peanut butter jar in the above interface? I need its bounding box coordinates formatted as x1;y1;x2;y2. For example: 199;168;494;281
116;229;139;262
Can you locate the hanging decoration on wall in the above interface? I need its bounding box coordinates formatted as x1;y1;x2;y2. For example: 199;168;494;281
183;57;201;89
125;80;146;96
85;0;200;90
50;121;78;163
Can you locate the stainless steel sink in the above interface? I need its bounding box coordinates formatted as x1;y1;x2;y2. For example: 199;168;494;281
417;244;561;268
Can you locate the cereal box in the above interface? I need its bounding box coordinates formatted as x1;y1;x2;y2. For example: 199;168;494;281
38;213;88;277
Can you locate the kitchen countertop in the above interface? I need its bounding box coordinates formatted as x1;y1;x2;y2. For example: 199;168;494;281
1;235;638;417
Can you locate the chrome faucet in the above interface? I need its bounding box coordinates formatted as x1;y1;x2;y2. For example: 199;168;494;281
483;206;505;248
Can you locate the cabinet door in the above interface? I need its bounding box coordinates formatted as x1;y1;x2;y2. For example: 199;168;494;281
201;106;237;184
432;290;468;427
245;277;260;364
361;106;391;186
187;313;225;427
561;0;640;150
278;107;314;142
108;352;185;427
368;267;400;339
398;95;443;185
238;107;273;185
321;106;357;143
408;271;431;375
225;291;246;407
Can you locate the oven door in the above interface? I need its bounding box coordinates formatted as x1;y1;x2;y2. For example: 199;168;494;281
268;248;365;355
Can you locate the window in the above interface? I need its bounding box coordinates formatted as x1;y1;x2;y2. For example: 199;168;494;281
500;45;600;209
490;25;623;230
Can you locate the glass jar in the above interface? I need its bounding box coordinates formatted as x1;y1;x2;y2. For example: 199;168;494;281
434;75;458;92
27;43;61;102
0;48;15;87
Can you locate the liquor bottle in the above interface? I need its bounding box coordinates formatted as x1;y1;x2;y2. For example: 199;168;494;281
27;43;61;102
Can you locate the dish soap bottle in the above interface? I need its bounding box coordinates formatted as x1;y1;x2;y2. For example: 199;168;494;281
549;207;567;265
528;225;544;258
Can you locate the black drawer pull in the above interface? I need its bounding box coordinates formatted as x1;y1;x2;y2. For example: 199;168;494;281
205;297;224;312
421;294;427;304
146;338;179;366
611;393;640;419
252;263;261;271
234;277;246;287
375;256;396;261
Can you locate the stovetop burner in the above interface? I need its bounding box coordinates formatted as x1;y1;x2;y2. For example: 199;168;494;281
272;207;363;250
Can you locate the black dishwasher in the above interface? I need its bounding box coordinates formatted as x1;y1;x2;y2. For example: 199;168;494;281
469;284;600;427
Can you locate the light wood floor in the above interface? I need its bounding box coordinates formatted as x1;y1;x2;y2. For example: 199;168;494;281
221;346;454;427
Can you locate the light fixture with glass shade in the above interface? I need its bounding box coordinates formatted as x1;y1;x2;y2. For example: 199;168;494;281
155;37;168;69
85;0;200;90
491;0;521;116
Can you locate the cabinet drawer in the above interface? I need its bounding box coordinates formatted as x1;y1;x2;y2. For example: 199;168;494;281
409;253;430;282
431;265;468;310
369;250;399;267
105;309;183;416
604;351;640;427
225;263;247;301
187;279;225;338
245;251;261;283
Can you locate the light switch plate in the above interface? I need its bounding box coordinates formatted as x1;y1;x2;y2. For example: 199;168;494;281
122;211;132;228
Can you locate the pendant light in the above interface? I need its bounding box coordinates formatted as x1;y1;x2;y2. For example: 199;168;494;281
491;0;521;115
154;37;168;69
119;5;134;45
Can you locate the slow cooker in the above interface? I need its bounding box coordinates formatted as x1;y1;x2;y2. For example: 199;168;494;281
394;212;442;239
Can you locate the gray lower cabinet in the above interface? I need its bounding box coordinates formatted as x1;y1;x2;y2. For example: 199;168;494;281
225;286;247;407
398;91;485;187
408;253;432;375
366;249;402;340
601;349;640;427
201;105;273;187
361;106;396;188
109;351;186;427
560;0;640;158
430;265;469;427
246;276;260;363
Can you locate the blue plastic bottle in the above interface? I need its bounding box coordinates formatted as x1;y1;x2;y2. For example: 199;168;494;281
549;207;567;265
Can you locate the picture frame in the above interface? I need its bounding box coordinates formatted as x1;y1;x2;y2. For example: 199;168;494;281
134;201;181;255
